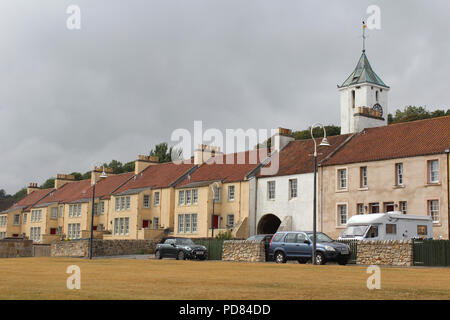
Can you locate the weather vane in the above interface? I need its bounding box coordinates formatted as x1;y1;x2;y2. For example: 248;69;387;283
362;20;367;52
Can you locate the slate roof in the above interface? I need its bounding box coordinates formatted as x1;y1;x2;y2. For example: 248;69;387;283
339;52;389;88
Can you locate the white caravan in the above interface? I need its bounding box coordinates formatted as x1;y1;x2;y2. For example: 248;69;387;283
338;212;433;241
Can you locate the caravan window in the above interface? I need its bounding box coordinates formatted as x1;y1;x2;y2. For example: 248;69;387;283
417;225;427;236
366;226;379;238
386;224;397;234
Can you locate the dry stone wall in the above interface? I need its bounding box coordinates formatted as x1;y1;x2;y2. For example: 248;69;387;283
357;240;414;266
222;240;265;262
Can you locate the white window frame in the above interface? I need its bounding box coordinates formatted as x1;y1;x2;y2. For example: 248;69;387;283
337;168;347;190
153;217;159;229
289;179;297;199
227;214;235;228
337;203;347;226
360;166;368;188
143;195;150;208
357;203;364;215
399;201;407;214
186;190;192;205
228;185;235;201
178;214;184;233
429;160;439;183
191;214;198;233
13;214;20;225
428;200;439;223
396;163;404;186
178;190;185;205
51;207;58;220
154;192;160;206
192;189;198;204
267;181;275;200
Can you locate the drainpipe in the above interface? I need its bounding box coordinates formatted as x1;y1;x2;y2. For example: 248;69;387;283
446;149;450;240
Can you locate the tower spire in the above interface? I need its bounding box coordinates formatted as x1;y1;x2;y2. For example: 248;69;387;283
362;21;367;52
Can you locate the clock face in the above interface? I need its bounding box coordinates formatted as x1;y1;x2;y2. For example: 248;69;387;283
372;103;383;117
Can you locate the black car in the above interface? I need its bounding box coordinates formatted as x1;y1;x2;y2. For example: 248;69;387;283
155;238;208;260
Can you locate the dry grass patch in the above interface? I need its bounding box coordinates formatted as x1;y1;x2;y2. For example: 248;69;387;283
0;257;449;300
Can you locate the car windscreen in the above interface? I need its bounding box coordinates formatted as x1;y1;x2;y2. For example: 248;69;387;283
341;225;369;237
176;238;195;245
306;232;333;243
247;235;264;241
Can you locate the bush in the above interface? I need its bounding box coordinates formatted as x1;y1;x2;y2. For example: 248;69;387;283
215;230;233;240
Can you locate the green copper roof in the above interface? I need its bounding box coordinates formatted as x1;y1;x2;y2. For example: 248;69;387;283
339;51;389;88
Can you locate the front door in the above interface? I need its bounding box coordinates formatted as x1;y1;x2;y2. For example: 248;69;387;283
213;215;219;229
143;220;149;228
50;228;57;235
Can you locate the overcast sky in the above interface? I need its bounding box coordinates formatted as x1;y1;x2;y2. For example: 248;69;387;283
0;0;449;193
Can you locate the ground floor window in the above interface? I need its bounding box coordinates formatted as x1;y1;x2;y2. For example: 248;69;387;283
30;227;41;242
369;203;379;214
357;203;364;215
226;214;235;228
0;232;5;239
153;217;159;229
428;200;439;223
399;201;407;214
114;217;130;236
337;204;347;225
177;213;198;233
68;223;81;239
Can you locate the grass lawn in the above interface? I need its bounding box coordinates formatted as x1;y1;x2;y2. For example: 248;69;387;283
0;257;449;299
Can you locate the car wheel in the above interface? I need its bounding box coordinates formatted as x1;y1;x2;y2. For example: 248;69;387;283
274;251;286;264
298;258;308;264
177;251;186;260
315;252;326;265
155;250;162;259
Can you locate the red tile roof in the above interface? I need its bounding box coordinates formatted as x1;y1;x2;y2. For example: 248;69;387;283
177;149;268;187
114;162;195;193
83;172;134;199
322;116;450;166
258;134;352;177
33;179;91;206
1;188;54;213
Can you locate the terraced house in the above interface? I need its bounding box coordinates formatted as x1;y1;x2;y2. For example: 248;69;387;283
319;116;450;239
0;185;53;239
107;155;196;239
174;146;266;238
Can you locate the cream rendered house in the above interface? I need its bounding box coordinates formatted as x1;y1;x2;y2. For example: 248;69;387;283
174;146;264;238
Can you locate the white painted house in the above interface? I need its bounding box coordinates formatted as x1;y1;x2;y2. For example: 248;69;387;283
253;130;351;235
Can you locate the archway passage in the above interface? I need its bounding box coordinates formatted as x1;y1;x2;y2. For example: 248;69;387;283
257;214;281;234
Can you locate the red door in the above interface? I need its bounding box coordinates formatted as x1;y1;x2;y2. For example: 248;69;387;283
213;215;219;229
50;228;57;235
143;220;149;228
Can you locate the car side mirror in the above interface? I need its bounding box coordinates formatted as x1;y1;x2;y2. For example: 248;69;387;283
171;243;176;247
304;240;311;244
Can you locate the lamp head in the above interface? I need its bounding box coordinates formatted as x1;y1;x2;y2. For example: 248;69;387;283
319;137;330;147
99;167;108;179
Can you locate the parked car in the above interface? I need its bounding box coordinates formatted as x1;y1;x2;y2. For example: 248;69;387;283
155;238;208;260
247;234;274;261
338;212;433;241
268;231;351;265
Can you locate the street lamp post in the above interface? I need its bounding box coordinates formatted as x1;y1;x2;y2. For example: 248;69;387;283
310;123;330;265
89;164;107;260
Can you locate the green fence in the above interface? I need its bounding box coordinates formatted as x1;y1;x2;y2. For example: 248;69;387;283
336;239;359;264
193;239;224;260
413;239;450;266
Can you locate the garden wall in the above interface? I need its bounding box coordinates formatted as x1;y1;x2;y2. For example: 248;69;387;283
51;239;159;257
222;240;265;262
0;239;33;258
357;240;414;266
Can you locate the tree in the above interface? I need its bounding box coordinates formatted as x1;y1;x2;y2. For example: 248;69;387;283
150;142;173;163
0;189;7;199
12;188;27;202
70;172;84;181
40;178;55;189
122;161;135;173
388;106;450;124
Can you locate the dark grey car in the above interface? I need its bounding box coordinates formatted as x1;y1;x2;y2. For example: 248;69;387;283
155;238;208;260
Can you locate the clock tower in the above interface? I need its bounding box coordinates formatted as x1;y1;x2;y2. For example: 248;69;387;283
339;22;389;134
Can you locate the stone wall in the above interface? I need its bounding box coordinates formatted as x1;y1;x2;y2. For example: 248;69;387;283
357;240;414;266
0;239;33;258
222;240;265;262
51;239;159;257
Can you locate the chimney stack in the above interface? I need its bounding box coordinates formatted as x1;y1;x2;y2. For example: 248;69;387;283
134;155;159;174
273;127;294;153
27;183;39;195
54;174;76;189
194;144;222;165
91;167;114;185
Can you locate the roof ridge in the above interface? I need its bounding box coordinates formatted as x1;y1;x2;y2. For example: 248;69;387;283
383;115;450;128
